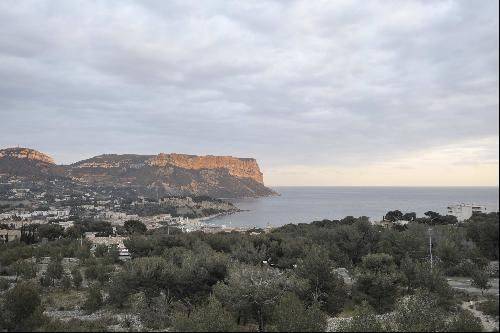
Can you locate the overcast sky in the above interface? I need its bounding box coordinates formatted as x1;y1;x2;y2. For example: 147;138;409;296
1;0;498;186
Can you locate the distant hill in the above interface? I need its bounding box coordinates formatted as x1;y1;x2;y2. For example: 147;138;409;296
0;147;276;198
0;147;63;178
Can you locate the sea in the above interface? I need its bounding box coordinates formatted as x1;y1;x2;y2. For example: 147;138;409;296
209;186;499;228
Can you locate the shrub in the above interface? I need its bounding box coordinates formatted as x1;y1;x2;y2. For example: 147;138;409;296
83;284;103;313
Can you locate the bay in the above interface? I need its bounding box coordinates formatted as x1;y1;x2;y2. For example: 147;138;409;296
210;186;499;228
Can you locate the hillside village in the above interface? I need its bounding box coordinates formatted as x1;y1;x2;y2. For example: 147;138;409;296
0;174;241;253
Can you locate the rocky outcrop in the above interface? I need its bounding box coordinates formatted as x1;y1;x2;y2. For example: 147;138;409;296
147;153;264;184
0;147;55;164
0;147;275;198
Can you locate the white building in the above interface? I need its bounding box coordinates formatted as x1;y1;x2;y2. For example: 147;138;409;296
447;203;487;222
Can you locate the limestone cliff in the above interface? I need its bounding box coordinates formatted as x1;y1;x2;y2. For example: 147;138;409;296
0;147;275;198
147;153;264;184
0;147;55;164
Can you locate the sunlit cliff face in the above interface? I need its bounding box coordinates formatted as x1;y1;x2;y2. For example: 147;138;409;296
148;154;264;184
0;148;55;165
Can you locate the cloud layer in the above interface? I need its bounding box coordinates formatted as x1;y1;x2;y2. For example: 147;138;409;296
1;0;498;185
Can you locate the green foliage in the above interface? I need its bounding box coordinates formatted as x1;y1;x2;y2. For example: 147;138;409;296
124;235;155;257
354;253;402;312
107;272;130;307
271;292;327;332
0;241;34;266
40;272;53;287
337;301;386;332
0;210;496;331
465;212;499;260
137;294;173;329
61;273;72;290
124;219;147;235
476;297;499;318
0;281;44;331
296;245;347;314
38;223;65;240
172;294;237;332
94;244;108;257
84;261;113;284
83;284;103;313
71;267;83;288
445;309;483;332
0;277;10;291
230;238;267;264
400;257;453;306
46;257;64;280
10;258;37;280
471;269;491;293
214;264;307;332
393;289;447;332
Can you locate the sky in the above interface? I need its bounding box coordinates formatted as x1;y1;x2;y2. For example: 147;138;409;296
0;0;498;186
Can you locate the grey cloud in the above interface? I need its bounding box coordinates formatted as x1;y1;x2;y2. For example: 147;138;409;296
0;0;498;173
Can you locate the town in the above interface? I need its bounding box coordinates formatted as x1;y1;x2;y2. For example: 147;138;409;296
0;175;247;256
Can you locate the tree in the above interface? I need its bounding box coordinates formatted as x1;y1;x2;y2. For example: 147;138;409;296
296;245;347;314
38;223;64;240
214;265;307;332
108;272;131;307
402;212;416;222
46;257;64;280
465;212;499;260
71;267;83;288
0;281;44;331
61;273;72;290
83;284;103;313
124;220;147;235
471;269;491;295
138;294;173;329
124;235;155;257
354;253;402;312
271;292;326;332
400;257;452;306
106;244;120;263
230;238;266;265
424;211;440;223
0;277;10;291
172;294;237;332
385;210;403;222
94;244;108;257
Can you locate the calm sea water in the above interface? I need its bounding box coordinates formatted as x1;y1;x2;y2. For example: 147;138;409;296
210;187;499;228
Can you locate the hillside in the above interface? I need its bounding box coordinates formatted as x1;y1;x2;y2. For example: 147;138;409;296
0;148;276;198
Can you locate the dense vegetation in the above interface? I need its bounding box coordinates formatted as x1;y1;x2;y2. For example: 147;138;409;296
0;212;498;331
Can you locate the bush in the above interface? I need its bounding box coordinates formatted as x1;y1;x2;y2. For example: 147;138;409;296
71;267;83;288
10;259;37;280
138;294;172;329
172;295;236;332
476;298;499;318
0;281;45;331
337;301;385;332
46;257;64;280
446;309;483;332
40;272;53;288
0;277;10;291
393;290;446;332
61;274;72;290
83;284;103;313
272;292;327;332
